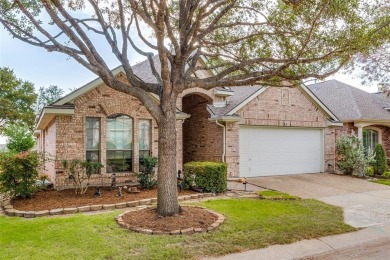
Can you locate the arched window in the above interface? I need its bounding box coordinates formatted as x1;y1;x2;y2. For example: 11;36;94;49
363;129;379;155
106;114;133;172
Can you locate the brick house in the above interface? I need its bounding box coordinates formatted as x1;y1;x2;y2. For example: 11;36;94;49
34;59;390;187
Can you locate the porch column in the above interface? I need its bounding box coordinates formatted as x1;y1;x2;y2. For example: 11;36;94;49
357;126;363;140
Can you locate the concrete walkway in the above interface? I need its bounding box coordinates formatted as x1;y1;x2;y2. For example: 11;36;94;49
208;223;390;260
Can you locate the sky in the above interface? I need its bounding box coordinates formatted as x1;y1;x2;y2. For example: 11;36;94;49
0;23;381;144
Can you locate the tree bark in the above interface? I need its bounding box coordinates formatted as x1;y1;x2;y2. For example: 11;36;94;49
156;98;180;216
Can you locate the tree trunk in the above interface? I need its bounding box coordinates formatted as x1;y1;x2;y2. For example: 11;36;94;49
156;103;180;216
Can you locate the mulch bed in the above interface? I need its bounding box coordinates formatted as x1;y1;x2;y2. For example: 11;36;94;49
121;206;218;232
12;187;196;211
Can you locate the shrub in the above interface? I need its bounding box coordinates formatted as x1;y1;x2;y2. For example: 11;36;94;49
0;151;40;198
62;159;103;194
183;162;227;193
137;156;158;189
382;171;390;179
3;124;35;152
365;166;374;177
336;133;374;177
373;144;388;175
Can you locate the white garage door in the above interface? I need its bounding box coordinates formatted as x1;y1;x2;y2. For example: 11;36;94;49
239;126;323;177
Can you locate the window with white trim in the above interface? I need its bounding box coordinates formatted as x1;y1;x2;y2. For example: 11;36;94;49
106;114;133;172
139;119;151;166
86;117;100;162
363;129;379;155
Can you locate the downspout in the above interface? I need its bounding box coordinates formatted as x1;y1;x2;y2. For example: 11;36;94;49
215;120;226;163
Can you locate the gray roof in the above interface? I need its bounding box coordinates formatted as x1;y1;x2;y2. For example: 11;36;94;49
307;80;390;121
208;86;263;116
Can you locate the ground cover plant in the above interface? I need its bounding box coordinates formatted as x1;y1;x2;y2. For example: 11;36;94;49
371;179;390;186
0;198;355;259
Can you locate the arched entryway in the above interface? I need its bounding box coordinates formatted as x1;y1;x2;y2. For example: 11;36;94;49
182;93;223;163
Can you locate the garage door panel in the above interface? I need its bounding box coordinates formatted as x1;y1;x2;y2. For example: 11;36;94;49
239;126;323;177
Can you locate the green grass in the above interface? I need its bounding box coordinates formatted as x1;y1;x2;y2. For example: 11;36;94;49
0;198;355;260
371;179;390;186
258;190;300;200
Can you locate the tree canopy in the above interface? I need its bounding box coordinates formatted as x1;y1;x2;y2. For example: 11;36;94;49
35;85;64;113
0;67;37;132
1;0;388;216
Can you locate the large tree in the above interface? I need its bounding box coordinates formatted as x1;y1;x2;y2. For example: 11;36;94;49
0;67;37;132
1;0;388;216
35;85;64;113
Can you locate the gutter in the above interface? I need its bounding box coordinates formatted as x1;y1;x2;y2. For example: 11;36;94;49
215;120;226;163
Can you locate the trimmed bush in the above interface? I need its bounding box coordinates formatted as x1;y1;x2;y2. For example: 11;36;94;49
336;133;374;177
382;171;390;179
365;166;374;177
183;162;227;193
373;144;388;175
0;151;40;198
136;156;158;189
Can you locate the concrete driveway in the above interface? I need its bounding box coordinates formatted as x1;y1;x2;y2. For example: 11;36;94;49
248;173;390;228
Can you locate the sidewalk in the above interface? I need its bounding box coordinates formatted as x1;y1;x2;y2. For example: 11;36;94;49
207;223;390;260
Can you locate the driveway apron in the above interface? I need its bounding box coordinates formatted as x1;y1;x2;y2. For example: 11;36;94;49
248;173;390;228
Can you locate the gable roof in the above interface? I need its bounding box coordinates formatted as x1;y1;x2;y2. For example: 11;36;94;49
307;80;390;122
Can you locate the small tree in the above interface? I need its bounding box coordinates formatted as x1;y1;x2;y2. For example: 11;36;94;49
336;133;374;177
137;156;158;189
35;85;64;114
0;151;40;198
373;144;388;175
3;124;35;152
62;159;103;194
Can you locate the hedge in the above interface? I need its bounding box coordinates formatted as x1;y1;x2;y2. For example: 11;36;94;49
183;162;227;193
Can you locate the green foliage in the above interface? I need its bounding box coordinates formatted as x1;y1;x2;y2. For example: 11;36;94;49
0;67;37;132
365;166;374;177
371;179;390;186
382;171;390;179
35;85;64;113
183;162;227;193
373;144;388;175
0;151;40;198
336;134;374;177
61;159;103;194
258;190;300;200
136;156;158;189
3;124;35;152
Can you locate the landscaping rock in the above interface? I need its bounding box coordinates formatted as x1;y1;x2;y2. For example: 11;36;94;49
35;210;49;217
5;209;16;216
180;228;194;235
50;208;64;215
138;228;153;235
197;193;205;198
139;199;151;205
90;205;103;211
115;202;127;209
170;230;181;235
63;208;78;214
178;196;185;202
103;204;116;210
126;201;139;207
150;198;157;203
182;196;191;200
190;194;199;199
194;228;204;233
14;210;26;217
24;211;36;218
3;205;13;210
78;206;91;212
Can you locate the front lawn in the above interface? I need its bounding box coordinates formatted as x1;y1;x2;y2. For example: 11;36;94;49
371;179;390;186
0;198;355;259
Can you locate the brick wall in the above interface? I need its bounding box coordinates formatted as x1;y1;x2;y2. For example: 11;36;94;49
182;94;223;164
53;80;159;188
226;86;336;177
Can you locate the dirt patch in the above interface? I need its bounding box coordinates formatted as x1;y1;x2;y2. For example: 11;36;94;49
121;206;218;232
12;187;196;211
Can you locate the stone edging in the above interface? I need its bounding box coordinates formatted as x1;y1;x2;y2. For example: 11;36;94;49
1;193;216;218
116;206;225;235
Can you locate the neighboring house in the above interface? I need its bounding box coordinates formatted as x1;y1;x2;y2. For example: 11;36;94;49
34;57;387;187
